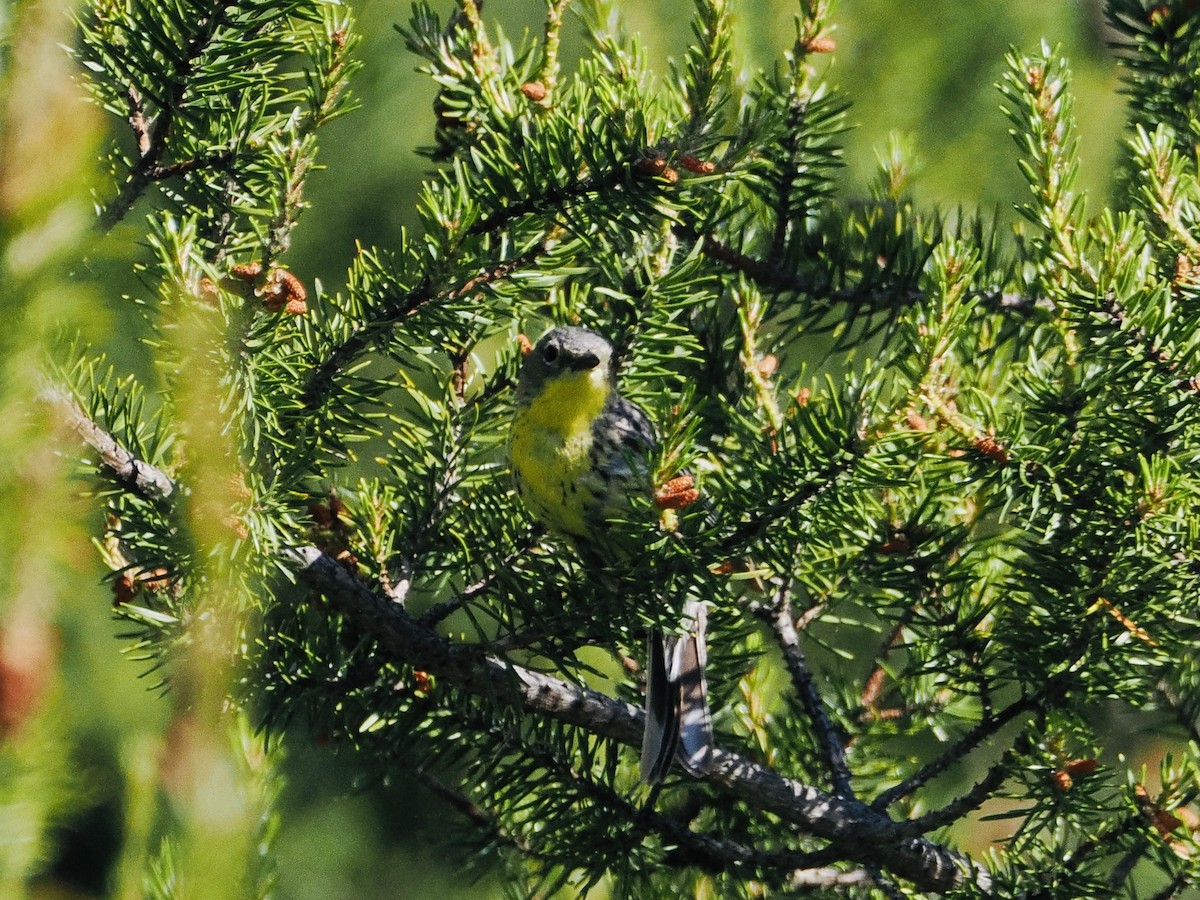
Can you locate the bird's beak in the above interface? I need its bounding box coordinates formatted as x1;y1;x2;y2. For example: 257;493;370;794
571;352;601;372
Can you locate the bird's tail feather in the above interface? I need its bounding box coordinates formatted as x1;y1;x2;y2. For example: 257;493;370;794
640;627;680;784
639;599;713;784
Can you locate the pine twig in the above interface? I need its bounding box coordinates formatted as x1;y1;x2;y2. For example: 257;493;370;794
302;245;547;412
896;741;1023;836
752;588;853;798
289;546;993;893
872;689;1042;811
38;384;175;502
97;2;237;231
418;531;541;626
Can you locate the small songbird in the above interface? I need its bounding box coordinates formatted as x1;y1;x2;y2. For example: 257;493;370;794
508;326;713;783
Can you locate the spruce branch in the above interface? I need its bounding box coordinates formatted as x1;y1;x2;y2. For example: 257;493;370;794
1097;291;1200;397
769;95;820;263
302;245;545;412
751;589;852;798
288;547;992;893
897;737;1028;836
1060;813;1143;871
514;735;837;882
96;0;237;231
465;166;629;238
38;383;175;502
67;0;1200;892
871;688;1046;811
533;0;573;106
694;230;1043;317
418;531;541;626
418;772;532;854
718;426;860;554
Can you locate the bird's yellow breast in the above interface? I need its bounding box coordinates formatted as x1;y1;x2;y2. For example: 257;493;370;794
510;368;610;537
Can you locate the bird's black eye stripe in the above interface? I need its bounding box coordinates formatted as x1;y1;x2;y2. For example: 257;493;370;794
543;344;559;363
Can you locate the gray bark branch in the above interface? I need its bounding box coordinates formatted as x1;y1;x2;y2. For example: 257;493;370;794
39;384;175;501
289;546;993;894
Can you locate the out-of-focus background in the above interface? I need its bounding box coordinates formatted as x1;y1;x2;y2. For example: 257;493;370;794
2;1;1125;896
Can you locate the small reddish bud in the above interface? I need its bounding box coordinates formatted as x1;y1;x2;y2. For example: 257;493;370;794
1135;783;1185;838
1176;806;1200;832
634;155;668;177
113;572;138;606
655;474;701;510
795;386;811;407
661;166;680;184
757;354;778;377
197;277;220;306
1051;769;1074;792
1063;758;1099;777
224;515;249;540
1154;808;1185;836
1176;253;1199;283
973;434;1010;466
411;670;432;693
141;567;172;593
310;502;333;529
520;81;547;102
229;473;253;503
679;153;716;175
230;263;307;314
262;268;308;314
805;36;837;53
906;410;931;431
230;262;264;282
517;333;533;356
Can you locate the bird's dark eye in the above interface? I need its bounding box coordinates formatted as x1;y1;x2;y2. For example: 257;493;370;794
543;344;559;363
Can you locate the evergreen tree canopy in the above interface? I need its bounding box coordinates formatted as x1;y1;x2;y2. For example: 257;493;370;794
22;0;1200;895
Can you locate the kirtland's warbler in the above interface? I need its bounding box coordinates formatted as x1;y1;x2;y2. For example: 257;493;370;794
509;326;713;783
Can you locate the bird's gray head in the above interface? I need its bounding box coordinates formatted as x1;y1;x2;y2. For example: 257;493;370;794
515;327;616;404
